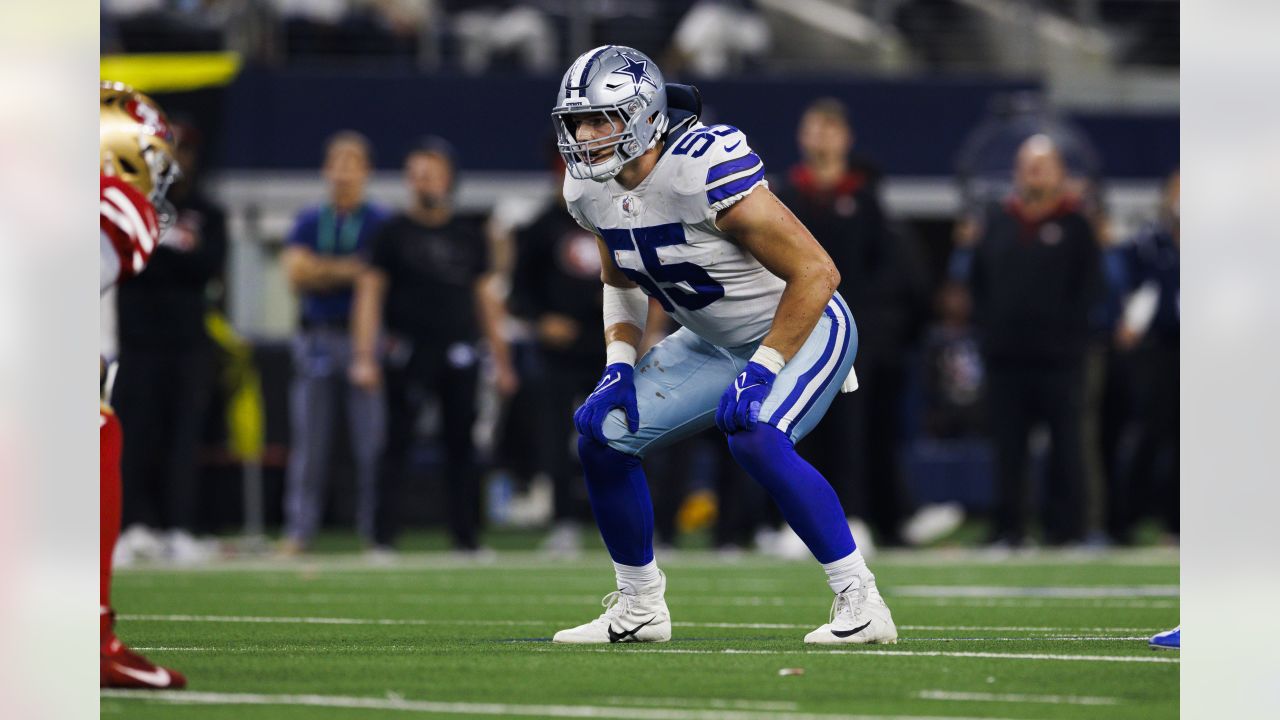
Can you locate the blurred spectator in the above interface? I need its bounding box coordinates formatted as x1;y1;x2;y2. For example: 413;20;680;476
1109;169;1179;542
966;134;1101;547
451;1;557;74
664;0;769;77
506;151;601;554
276;0;424;60
774;97;888;542
350;138;516;554
955;93;1102;223
894;0;990;71
775;98;939;548
103;0;227;53
113;120;227;562
922;281;985;439
279;131;389;555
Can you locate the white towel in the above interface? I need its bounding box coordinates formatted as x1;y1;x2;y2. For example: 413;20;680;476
839;367;859;393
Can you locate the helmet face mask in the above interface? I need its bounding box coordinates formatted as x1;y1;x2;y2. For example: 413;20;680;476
552;46;668;182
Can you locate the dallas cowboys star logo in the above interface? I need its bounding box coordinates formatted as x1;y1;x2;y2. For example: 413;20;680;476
610;55;657;92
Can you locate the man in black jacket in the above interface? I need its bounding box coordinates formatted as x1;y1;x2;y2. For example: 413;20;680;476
113;122;226;554
775;98;926;547
507;153;604;553
969;134;1101;546
349;139;516;553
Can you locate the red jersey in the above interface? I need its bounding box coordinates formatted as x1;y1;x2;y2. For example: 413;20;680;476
100;174;159;292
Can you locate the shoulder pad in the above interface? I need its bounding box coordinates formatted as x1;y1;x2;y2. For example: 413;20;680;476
562;174;598;234
665;124;765;212
100;174;160;279
562;172;587;204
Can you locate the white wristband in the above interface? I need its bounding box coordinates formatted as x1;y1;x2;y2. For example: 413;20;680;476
606;340;637;366
750;345;785;374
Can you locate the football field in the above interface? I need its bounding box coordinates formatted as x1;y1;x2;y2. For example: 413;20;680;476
102;547;1178;719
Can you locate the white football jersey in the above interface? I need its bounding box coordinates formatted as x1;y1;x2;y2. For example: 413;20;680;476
564;122;785;348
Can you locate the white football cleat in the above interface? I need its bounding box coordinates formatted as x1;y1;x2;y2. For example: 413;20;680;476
804;575;898;644
553;571;671;644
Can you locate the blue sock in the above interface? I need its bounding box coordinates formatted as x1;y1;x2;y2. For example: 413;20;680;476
727;424;856;563
577;436;654;566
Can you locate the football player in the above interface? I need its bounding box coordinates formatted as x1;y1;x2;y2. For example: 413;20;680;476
550;46;897;644
1149;626;1179;650
99;81;187;688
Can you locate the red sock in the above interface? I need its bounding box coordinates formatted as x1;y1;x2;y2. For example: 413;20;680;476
101;406;123;640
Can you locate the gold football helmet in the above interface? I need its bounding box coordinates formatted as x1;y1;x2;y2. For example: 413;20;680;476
100;81;180;207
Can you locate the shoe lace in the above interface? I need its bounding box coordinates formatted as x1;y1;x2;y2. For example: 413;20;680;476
596;590;632;623
829;578;870;624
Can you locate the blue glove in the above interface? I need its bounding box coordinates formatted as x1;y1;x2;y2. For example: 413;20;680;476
716;361;777;434
574;363;640;444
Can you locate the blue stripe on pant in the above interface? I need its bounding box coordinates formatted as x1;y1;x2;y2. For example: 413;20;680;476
599;292;857;457
762;294;856;440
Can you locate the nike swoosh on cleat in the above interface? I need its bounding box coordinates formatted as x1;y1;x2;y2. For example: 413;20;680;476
831;620;873;638
724;140;742;152
115;664;172;687
608;615;656;643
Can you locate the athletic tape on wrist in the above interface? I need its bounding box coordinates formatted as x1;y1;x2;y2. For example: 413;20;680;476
606;340;637;366
602;284;648;331
750;345;785;374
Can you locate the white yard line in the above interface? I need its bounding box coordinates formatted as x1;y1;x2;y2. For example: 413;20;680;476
604;697;799;711
915;690;1119;706
896;598;1178;609
119;614;1159;636
165;591;1176;610
98;690;1027;720
899;625;1158;632
903;636;1149;642
525;647;1178;664
120;609;1162;632
129;636;1148;654
893;585;1178;598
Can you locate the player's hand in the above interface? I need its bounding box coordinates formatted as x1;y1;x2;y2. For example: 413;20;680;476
716;361;776;434
1114;324;1143;351
574;363;640;444
537;313;580;349
494;359;520;398
348;356;382;390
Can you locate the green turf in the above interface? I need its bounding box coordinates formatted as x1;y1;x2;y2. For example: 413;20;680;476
102;547;1178;719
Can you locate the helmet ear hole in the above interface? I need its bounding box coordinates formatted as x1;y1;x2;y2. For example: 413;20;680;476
117;157;139;176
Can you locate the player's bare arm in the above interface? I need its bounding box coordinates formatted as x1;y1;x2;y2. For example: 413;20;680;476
348;265;388;388
282;245;365;292
716;185;841;361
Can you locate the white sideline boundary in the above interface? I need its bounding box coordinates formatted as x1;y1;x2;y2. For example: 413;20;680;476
119;614;1161;635
99;690;1027;720
916;690;1119;706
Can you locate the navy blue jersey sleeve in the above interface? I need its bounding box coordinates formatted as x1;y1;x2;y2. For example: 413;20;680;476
699;125;766;212
286;206;319;249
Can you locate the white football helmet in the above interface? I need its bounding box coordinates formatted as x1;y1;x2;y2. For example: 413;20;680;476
552;46;669;181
